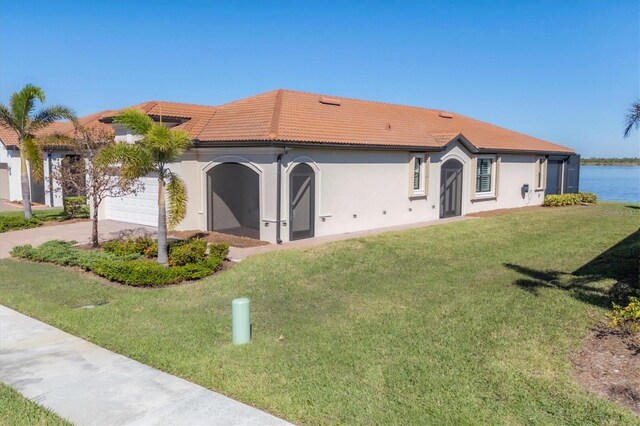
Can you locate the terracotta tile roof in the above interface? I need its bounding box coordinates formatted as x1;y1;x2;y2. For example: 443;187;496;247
0;110;115;148
103;101;218;139
196;89;574;154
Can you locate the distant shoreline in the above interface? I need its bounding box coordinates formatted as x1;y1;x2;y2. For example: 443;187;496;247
581;158;640;166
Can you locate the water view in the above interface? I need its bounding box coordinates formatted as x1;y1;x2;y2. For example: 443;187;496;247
580;165;640;203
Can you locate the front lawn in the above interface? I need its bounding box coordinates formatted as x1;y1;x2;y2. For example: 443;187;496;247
0;202;638;424
0;383;70;425
0;209;67;233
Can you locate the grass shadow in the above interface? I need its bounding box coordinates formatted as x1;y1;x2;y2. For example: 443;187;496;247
505;229;640;308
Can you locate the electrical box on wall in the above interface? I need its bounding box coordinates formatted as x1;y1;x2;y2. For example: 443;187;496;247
522;184;529;193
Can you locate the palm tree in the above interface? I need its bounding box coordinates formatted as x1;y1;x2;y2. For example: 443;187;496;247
623;100;640;138
104;109;191;264
0;84;76;218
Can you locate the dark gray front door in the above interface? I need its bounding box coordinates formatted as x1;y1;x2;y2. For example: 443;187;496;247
440;159;463;218
546;160;562;195
289;163;315;240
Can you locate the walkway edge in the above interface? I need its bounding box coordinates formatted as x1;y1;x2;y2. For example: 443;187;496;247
0;305;293;426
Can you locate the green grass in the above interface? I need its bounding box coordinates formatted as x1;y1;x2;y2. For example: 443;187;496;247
1;202;638;424
0;209;65;233
0;383;70;425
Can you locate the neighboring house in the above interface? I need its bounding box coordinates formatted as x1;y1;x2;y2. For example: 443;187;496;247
0;111;113;206
90;89;579;244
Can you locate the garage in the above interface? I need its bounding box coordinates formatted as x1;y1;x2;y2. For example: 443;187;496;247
104;175;158;227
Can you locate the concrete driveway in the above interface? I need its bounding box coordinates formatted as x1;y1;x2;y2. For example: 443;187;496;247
0;220;155;259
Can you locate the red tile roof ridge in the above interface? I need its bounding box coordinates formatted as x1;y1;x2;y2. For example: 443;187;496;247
268;89;284;139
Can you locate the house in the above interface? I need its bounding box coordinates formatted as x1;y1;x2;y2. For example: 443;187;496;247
0;111;114;206
91;89;579;244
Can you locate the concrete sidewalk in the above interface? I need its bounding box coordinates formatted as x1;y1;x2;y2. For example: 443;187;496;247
0;305;291;426
229;215;475;261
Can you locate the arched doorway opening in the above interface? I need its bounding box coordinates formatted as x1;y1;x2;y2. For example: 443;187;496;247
289;163;315;240
207;163;260;239
440;159;463;218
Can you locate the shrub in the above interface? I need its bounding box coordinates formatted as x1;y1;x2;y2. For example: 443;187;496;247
63;196;89;218
168;238;208;266
0;215;42;233
208;242;230;261
607;297;640;333
11;238;226;287
543;192;598;207
579;192;598;203
10;240;137;270
102;236;155;256
609;282;640;306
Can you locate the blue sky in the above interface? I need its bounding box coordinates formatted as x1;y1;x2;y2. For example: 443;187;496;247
1;0;638;157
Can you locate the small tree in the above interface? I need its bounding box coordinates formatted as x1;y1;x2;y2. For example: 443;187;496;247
103;109;191;264
0;84;76;218
50;126;141;247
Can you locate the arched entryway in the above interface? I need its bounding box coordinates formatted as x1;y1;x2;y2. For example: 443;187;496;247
440;159;463;218
207;163;260;239
289;163;315;240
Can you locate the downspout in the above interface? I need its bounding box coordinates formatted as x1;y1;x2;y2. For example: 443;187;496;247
47;152;54;207
275;147;288;244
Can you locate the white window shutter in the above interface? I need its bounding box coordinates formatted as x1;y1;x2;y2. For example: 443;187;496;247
494;155;501;197
408;155;415;196
469;156;477;199
424;155;430;197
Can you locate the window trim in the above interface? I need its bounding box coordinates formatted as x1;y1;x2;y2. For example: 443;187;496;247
534;156;546;190
474;155;496;197
409;153;428;197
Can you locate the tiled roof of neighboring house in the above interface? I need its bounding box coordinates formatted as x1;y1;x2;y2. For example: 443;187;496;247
0;110;115;149
0;124;18;148
196;89;574;154
101;101;218;139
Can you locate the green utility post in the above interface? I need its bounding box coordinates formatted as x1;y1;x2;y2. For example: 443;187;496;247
232;298;251;344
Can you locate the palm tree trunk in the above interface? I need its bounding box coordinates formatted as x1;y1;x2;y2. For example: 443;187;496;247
157;173;168;265
91;198;100;248
20;149;33;219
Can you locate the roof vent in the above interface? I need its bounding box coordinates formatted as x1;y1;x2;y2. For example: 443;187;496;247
438;112;454;119
385;123;392;130
319;97;341;106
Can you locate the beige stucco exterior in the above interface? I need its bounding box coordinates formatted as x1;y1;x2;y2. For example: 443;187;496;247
99;138;550;244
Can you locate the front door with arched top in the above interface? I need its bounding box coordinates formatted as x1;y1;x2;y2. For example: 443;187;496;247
440;159;463;218
289;163;315;240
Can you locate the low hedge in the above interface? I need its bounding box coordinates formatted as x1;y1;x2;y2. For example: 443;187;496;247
0;216;42;233
101;235;219;267
63;196;89;219
543;192;598;207
11;239;228;287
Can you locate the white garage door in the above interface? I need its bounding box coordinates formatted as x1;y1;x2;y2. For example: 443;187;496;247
105;175;158;227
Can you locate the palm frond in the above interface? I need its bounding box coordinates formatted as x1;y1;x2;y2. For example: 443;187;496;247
9;84;45;132
166;172;187;229
142;126;192;163
623;100;640;138
0;104;17;134
22;137;44;180
30;105;77;133
114;109;154;135
96;142;154;179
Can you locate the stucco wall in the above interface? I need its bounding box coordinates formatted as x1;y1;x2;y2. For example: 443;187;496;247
100;140;547;244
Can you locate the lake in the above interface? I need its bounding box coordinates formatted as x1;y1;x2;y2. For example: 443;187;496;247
580;165;640;203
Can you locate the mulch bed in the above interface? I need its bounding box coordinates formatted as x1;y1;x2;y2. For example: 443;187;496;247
169;230;269;248
571;325;640;415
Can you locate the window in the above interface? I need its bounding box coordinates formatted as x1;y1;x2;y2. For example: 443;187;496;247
409;153;427;196
413;156;422;190
476;158;493;193
535;157;545;189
